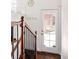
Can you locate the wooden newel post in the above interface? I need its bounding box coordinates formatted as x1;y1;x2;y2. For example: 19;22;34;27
20;16;24;59
35;31;37;59
35;31;37;51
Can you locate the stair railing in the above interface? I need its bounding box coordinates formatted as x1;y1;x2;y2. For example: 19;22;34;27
11;16;37;59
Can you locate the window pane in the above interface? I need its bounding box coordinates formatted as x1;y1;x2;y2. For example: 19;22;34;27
44;33;49;40
49;41;56;47
44;40;50;47
50;32;56;41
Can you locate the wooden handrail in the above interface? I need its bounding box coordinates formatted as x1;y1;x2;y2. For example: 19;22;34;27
11;21;22;27
25;25;36;36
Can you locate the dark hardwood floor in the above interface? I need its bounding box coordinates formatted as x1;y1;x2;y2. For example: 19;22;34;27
36;51;61;59
25;49;61;59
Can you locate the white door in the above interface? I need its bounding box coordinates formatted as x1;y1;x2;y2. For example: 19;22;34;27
41;9;61;54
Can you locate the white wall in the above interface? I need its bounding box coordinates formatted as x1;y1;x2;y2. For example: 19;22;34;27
61;0;68;58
